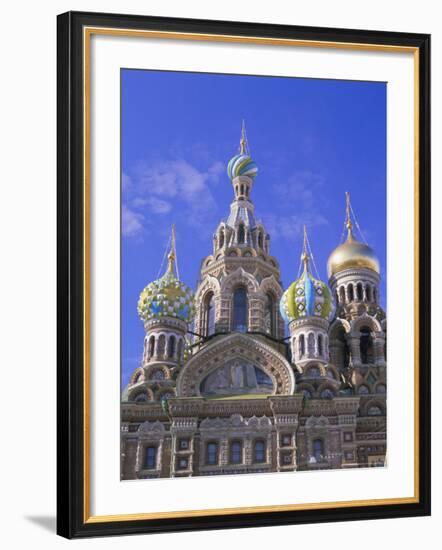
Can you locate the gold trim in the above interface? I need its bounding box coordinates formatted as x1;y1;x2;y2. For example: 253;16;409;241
413;49;420;501
83;26;420;524
83;25;91;523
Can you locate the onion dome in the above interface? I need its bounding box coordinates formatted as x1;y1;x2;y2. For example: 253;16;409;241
227;121;258;180
137;246;195;324
327;193;380;278
280;227;333;324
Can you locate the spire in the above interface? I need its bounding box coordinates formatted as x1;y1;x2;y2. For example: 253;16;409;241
239;119;248;155
165;224;179;277
345;191;354;242
301;225;310;272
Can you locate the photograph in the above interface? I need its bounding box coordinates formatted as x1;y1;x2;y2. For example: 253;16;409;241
120;69;387;479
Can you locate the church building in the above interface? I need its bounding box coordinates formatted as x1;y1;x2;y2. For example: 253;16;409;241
121;126;387;479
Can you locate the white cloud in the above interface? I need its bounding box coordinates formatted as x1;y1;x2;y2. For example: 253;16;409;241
125;158;224;230
122;205;144;237
122;172;132;191
262;170;328;241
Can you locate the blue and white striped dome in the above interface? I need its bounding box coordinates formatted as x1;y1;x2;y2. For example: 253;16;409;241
227;153;258;180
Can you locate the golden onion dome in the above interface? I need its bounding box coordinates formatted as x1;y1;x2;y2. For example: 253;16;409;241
327;228;380;278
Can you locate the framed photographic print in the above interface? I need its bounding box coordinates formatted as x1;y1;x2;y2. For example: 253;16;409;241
57;11;431;539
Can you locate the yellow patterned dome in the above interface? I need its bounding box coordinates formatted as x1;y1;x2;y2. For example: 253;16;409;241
327;227;379;278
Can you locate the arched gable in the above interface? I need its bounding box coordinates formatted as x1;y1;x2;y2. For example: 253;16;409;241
176;332;295;397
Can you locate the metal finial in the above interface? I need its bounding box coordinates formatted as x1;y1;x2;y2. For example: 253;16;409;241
166;224;177;274
239;119;248;155
345;192;354;241
301;225;310;271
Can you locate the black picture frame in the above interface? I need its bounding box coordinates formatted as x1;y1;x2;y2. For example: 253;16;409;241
57;10;431;539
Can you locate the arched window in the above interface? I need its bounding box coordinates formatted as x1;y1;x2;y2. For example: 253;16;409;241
313;439;324;462
177;339;184;363
368;405;383;416
299;334;305;357
206;442;218;465
302;389;312;399
320;388;334;399
237;224;245;244
348;284;355;302
318;334;323;356
258;232;263;249
253;440;266;463
307;333;315;356
157;334;166;358
219;230;224;249
203;292;216;337
230;440;243;464
376;383;386;394
358;384;370;395
339;286;346;304
373;288;377;303
240;184;244;196
336;326;350;369
233;287;247;332
307;366;320;378
168;335;176;358
148;335;155;359
356;282;363;301
144;446;157;469
264;293;276;337
151;369;165;381
366;285;372;301
134;392;148;403
360;326;374;364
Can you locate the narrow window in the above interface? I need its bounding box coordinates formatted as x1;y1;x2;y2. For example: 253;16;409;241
264;293;275;337
177;339;184;363
144;446;157;469
233;287;247;332
307;333;315;356
313;439;324;462
254;440;266;463
237;224;245;244
168;335;176;358
219;230;224;249
318;334;323;356
366;285;372;301
240;184;244;196
203;292;216;336
348;284;354;302
258;232;263;249
157;334;166;358
148;335;155;359
206;442;218;465
299;334;305;357
360;326;374;364
230;440;243;464
357;283;363;301
339;286;346;304
373;288;377;303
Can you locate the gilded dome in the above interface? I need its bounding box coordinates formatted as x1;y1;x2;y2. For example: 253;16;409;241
327;232;380;278
137;252;195;323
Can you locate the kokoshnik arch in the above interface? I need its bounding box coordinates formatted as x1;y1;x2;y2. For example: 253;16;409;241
121;125;387;478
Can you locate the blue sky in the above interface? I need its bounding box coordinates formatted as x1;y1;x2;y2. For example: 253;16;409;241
121;69;386;386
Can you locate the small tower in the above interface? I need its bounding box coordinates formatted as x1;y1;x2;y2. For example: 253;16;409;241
328;193;381;317
280;227;334;378
194;123;285;342
123;226;195;403
327;194;386;393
